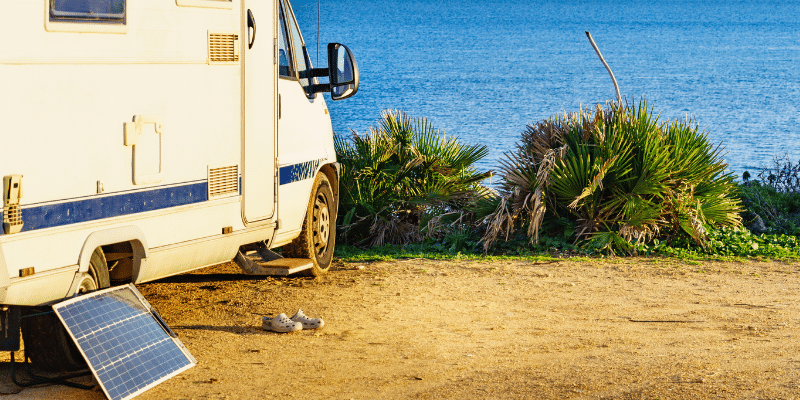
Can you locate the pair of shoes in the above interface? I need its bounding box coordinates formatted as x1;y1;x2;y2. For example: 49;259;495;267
261;309;324;333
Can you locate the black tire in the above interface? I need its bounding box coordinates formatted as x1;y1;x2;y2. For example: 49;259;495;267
21;248;110;372
283;173;337;276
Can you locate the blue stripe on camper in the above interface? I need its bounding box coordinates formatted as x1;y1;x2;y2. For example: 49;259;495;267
20;182;208;232
279;159;322;185
13;159;320;233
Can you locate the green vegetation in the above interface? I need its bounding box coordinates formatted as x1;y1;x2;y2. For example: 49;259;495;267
334;243;563;262
335;228;800;261
650;228;800;259
482;100;741;254
738;155;800;235
333;105;800;262
334;110;491;247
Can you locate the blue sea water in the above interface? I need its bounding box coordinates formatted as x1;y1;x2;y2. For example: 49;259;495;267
293;0;800;178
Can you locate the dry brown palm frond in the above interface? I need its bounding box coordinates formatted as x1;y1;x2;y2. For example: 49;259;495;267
519;119;567;161
525;187;547;244
480;194;517;252
685;208;708;247
424;211;466;239
594;103;617;143
368;215;422;247
535;145;566;188
484;121;570;251
500;150;538;190
618;223;660;245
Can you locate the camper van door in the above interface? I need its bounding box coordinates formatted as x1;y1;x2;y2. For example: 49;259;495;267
242;0;277;224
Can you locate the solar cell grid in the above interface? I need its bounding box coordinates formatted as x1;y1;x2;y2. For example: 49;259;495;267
53;284;195;400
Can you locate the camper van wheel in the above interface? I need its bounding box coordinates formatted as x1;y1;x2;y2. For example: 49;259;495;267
77;248;111;293
283;174;336;276
20;248;110;372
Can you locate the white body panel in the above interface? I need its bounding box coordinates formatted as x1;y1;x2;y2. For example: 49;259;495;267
243;0;276;223
0;0;338;306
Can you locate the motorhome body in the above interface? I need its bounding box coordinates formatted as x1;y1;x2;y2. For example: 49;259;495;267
0;0;357;337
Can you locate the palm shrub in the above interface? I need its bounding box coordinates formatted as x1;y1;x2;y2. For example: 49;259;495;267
335;110;492;247
481;100;742;253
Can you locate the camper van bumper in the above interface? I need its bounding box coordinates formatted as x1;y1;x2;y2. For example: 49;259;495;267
0;266;78;306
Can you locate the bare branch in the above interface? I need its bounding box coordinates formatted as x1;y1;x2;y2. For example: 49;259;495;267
585;31;622;105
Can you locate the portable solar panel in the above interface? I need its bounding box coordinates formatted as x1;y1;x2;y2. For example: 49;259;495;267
53;284;196;400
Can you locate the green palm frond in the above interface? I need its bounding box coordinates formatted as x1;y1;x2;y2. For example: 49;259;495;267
568;155;618;209
481;99;742;253
336;110;492;246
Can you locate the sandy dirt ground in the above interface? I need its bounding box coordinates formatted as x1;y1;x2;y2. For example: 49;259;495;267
2;257;800;399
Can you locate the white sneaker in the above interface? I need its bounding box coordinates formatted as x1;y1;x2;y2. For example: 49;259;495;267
262;313;302;333
290;309;324;329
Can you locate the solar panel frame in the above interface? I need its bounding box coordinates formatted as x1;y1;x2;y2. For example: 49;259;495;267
53;284;195;400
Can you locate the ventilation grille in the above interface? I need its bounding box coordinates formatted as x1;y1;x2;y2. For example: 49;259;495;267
208;32;239;64
3;204;23;234
208;165;239;199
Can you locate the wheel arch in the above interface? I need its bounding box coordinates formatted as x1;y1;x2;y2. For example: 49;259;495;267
319;162;339;215
72;226;149;291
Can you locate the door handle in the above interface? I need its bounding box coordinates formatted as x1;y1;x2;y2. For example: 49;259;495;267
247;9;256;49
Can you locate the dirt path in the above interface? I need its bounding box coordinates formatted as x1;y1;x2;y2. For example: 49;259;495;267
3;257;800;399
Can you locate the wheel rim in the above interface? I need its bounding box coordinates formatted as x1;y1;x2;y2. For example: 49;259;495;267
76;272;98;294
312;192;330;258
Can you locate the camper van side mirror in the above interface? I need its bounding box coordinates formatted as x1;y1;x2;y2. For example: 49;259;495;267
309;43;360;100
327;43;359;100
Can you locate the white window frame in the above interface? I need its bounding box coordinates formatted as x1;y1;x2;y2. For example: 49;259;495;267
44;0;128;34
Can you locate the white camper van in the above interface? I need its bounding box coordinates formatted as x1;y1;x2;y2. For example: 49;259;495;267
0;0;358;366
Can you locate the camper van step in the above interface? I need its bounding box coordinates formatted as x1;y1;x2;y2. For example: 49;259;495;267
234;250;313;276
257;258;314;275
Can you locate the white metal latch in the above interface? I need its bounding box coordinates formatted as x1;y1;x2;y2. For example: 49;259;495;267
123;115;163;146
3;175;23;234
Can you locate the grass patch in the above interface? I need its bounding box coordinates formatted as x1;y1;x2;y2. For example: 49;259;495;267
335;228;800;263
334;244;563;263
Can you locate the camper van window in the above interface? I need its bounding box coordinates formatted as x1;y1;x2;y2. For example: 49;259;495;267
278;4;294;78
284;0;314;96
50;0;125;23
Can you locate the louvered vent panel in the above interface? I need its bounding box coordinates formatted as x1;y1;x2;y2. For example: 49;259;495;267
3;204;23;234
208;33;239;63
208;165;239;199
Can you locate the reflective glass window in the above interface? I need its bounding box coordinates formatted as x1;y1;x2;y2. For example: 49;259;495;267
278;4;294;78
51;0;125;22
283;0;313;94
